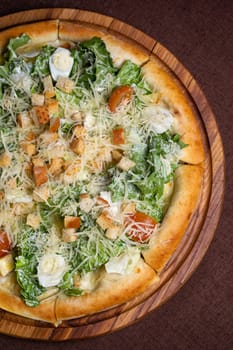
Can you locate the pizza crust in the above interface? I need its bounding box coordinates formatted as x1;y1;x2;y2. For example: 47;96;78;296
58;21;149;67
141;59;205;164
55;259;158;321
0;20;59;54
142;165;203;272
0;272;57;324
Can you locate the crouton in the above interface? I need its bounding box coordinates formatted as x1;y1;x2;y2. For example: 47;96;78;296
112;127;125;145
33;165;48;187
62;228;78;243
17;111;33;128
64;216;81;229
25;161;33;178
96;212;115;230
117;157;135;171
91;147;112;173
26;214;41;229
56;76;75;93
122;202;136;214
46;98;59;115
96;196;110;208
73;125;86;138
32;157;44;167
111;149;123;162
25;131;36;141
43;75;55;98
48;158;64;176
39;131;58;145
63;160;81;184
31;93;44;106
0;153;11;167
33;185;50;202
13;202;34;216
49;117;60;132
34;106;50;125
20;142;36;156
70;138;85;155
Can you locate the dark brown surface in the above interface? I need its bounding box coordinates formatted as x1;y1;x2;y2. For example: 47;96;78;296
0;0;232;349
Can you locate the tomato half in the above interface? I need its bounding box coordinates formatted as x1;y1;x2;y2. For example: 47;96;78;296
0;230;11;257
125;211;157;243
108;85;133;113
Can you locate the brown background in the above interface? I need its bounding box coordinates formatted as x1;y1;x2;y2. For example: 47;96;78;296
0;0;232;349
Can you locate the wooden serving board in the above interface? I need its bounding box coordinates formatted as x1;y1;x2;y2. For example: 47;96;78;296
0;8;224;340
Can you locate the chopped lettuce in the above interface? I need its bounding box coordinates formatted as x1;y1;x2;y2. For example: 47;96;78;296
68;230;126;274
5;34;31;61
108;132;183;221
15;226;47;306
116;60;151;93
81;37;116;88
31;45;56;79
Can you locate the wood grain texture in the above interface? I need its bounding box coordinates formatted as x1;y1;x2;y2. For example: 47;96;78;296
0;8;224;340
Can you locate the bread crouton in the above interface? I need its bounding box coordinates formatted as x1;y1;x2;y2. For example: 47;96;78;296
56;76;75;93
31;93;44;106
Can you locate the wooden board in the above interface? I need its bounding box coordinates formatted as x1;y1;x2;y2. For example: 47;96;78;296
0;8;224;340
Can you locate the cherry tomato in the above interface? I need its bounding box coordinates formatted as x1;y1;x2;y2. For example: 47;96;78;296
125;211;157;243
108;85;133;113
0;230;11;257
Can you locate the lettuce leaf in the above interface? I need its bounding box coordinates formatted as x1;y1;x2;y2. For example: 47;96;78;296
116;60;151;93
81;37;116;88
5;33;31;61
31;45;56;79
108;132;183;221
15;226;47;306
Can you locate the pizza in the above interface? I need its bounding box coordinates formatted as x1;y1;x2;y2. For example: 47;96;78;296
0;20;204;324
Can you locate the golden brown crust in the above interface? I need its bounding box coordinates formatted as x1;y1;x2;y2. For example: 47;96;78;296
141;58;205;164
142;165;203;272
55;259;158;321
58;21;149;67
0;20;58;54
0;272;57;323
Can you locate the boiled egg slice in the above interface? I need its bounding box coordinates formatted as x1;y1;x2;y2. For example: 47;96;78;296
49;47;74;81
37;253;67;288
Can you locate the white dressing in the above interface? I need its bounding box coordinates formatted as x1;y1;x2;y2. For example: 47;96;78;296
105;248;140;275
79;270;101;292
143;106;173;134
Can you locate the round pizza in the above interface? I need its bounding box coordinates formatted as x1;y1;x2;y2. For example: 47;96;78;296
0;20;204;324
